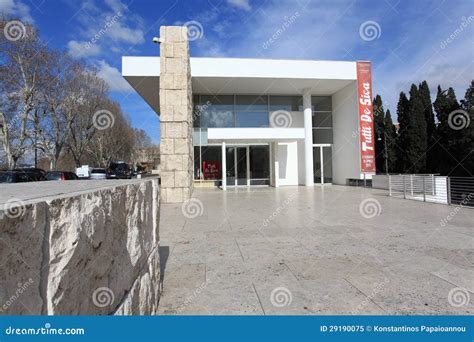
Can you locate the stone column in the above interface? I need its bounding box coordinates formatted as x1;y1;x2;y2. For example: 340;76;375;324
159;26;194;203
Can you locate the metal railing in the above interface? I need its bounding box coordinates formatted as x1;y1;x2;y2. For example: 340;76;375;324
375;174;474;207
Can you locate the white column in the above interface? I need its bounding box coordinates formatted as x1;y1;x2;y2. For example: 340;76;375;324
246;146;250;187
222;142;226;191
303;89;314;186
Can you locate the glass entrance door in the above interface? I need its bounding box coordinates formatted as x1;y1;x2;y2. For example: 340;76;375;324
313;145;332;184
225;145;270;186
236;147;248;186
226;146;248;186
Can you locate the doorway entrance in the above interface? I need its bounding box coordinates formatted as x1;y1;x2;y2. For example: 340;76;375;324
313;144;333;184
225;145;270;187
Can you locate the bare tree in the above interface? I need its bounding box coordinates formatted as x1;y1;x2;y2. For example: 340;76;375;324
86;100;135;167
66;67;109;167
0;19;46;168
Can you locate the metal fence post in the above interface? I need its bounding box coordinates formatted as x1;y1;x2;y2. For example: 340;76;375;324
422;176;426;202
388;175;392;197
403;175;406;199
410;175;413;196
447;177;451;205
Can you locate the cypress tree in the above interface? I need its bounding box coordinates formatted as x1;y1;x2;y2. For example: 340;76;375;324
418;81;436;172
384;109;397;173
373;95;386;173
433;86;461;175
455;81;474;176
406;84;428;173
396;92;410;172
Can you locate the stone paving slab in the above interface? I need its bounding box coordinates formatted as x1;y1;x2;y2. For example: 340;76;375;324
158;186;474;315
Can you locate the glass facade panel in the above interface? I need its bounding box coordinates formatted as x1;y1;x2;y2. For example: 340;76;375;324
200;110;233;128
312;111;332;128
226;147;236;186
235;95;268;111
249;146;270;180
322;146;333;183
313;129;333;143
193;146;222;181
235;112;269;127
312;96;332;111
199;95;234;110
313;147;322;184
269;96;301;111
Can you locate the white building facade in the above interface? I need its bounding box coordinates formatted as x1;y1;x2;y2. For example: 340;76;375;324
122;30;375;198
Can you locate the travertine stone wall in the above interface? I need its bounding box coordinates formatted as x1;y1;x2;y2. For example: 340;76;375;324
159;26;194;203
0;179;160;315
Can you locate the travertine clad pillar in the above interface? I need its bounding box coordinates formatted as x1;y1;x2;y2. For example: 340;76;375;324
159;26;193;203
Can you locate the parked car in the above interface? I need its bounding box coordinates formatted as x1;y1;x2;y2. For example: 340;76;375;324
45;171;79;181
89;168;107;180
107;162;132;179
0;170;46;183
13;167;46;178
76;165;91;179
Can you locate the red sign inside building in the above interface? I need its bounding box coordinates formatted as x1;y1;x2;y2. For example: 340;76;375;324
202;161;221;180
356;61;376;173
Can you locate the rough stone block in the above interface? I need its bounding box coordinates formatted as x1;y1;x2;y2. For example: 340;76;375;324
160;171;175;188
160;138;174;155
174;138;188;154
165;26;186;42
162;154;183;171
174;171;190;187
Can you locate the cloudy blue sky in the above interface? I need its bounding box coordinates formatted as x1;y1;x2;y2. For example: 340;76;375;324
1;0;473;143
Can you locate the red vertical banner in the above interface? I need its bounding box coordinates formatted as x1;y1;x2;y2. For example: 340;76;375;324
357;61;376;173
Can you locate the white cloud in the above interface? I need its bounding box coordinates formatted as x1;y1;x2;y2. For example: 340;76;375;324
227;0;251;11
0;0;34;22
106;20;145;45
96;60;132;93
67;40;101;58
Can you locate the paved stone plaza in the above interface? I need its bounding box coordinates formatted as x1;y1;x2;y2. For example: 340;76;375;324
157;186;473;315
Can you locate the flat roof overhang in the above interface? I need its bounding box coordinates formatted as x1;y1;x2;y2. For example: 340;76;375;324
122;57;358;114
206;127;305;143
